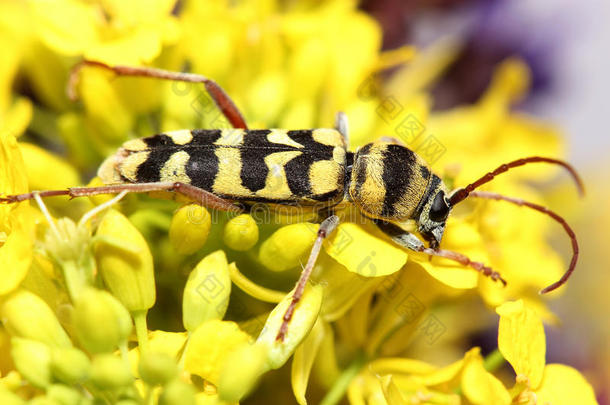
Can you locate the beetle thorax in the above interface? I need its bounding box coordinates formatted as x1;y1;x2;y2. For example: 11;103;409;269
348;142;433;221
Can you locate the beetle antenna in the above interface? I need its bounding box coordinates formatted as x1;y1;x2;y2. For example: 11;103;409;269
469;190;579;294
449;157;585;206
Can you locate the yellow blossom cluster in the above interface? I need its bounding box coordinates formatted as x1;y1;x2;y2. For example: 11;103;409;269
0;0;599;404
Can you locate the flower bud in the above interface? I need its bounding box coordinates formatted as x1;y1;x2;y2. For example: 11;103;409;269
218;343;267;402
10;337;52;389
47;384;82;405
138;351;177;386
182;251;231;332
72;287;132;353
90;353;132;390
256;283;323;369
159;379;196;405
258;223;317;272
43;216;91;265
1;289;71;348
94;209;156;312
223;214;259;251
169;204;211;255
50;347;91;385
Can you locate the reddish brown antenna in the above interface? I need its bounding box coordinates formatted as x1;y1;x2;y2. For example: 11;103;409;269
470;191;579;294
449;156;585;206
448;156;585;294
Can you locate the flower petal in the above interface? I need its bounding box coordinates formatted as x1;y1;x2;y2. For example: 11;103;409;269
0;206;33;296
496;300;545;388
379;375;407;405
257;283;323;370
291;319;325;405
324;223;407;277
31;0;99;55
184;320;251;385
536;364;599;405
461;349;511;405
369;358;437;376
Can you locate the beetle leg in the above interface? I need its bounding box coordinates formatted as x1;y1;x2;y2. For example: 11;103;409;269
276;215;340;342
1;182;242;213
68;60;248;129
373;219;506;285
334;111;349;148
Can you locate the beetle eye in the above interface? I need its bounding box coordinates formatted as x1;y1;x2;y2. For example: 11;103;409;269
429;191;450;222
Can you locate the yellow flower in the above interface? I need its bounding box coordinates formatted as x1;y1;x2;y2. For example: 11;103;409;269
496;300;598;405
0;124;34;297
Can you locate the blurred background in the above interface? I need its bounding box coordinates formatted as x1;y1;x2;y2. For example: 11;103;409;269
362;0;609;401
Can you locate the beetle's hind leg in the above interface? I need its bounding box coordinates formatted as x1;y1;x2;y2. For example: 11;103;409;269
373;219;507;285
68;60;248;130
1;182;242;213
276;215;340;342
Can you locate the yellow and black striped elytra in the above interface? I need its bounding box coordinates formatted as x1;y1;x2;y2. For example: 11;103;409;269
2;60;583;341
100;128;347;206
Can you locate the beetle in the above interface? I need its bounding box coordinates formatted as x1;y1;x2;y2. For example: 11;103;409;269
1;60;584;341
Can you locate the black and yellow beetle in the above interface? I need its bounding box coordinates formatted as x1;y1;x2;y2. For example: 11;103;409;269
1;60;584;341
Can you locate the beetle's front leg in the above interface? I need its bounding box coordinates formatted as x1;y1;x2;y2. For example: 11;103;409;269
276;215;339;342
373;219;507;285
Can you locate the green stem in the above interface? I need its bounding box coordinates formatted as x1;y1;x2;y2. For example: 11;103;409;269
133;310;150;353
454;348;506;396
119;341;130;369
320;351;367;405
483;348;505;373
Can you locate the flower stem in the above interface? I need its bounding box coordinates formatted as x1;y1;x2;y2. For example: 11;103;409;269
483;348;505;373
320;351;367;405
133;310;149;352
62;260;85;302
454;348;506;396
